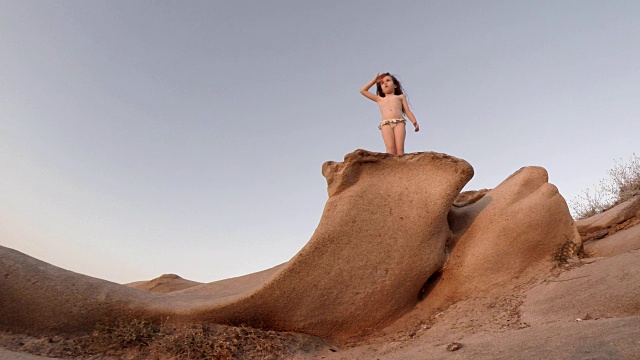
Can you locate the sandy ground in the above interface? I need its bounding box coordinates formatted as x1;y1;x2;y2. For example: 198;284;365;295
5;251;639;359
4;316;639;360
0;349;59;360
300;316;640;360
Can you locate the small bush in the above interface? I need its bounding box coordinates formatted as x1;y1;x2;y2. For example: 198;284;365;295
570;153;640;219
74;319;161;355
159;324;237;359
66;319;315;359
158;324;292;360
552;240;585;264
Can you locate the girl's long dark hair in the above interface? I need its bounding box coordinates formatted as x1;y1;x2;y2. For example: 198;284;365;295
376;73;404;97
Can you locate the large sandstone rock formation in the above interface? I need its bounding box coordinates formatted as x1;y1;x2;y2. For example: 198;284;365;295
0;150;473;341
443;166;581;297
394;166;581;324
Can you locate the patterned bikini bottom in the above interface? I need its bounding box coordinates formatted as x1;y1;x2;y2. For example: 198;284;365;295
378;118;406;130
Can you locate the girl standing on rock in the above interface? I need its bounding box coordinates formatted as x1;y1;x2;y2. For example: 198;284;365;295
360;73;419;155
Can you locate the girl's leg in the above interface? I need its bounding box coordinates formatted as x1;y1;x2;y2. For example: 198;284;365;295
394;122;407;155
380;125;397;154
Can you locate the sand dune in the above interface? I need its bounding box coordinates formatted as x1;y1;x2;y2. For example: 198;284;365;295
126;274;202;293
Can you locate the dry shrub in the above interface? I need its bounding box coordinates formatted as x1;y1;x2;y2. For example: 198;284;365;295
603;153;640;202
67;319;317;359
570;153;640;219
159;324;237;359
91;319;158;349
2;320;328;359
552;239;586;264
157;323;294;360
73;319;161;357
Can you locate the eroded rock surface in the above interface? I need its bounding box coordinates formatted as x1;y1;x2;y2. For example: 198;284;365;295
573;195;640;257
0;150;473;341
161;150;474;340
410;167;580;315
522;250;640;325
576;195;640;242
444;167;580;297
453;188;490;207
584;225;640;257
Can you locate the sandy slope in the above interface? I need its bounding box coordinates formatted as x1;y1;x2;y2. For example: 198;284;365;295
292;250;640;359
301;317;640;360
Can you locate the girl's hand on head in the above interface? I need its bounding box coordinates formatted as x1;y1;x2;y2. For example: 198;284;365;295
375;73;385;83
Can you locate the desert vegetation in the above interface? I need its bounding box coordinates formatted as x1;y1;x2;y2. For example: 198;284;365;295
0;320;325;360
570;153;640;219
552;238;586;264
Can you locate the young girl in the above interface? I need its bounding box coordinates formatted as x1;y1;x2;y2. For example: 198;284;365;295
360;73;419;155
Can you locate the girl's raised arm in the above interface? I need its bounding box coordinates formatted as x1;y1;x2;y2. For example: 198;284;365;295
359;74;383;102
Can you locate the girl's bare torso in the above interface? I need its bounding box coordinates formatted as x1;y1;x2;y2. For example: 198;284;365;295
378;95;405;120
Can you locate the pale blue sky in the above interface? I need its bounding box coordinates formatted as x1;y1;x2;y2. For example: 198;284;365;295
1;1;639;283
